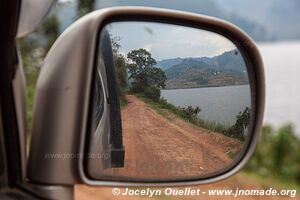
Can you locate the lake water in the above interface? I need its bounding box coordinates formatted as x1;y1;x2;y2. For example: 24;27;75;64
163;41;300;135
161;85;251;125
258;41;300;135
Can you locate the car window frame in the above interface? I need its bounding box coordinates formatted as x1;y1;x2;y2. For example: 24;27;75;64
0;0;22;188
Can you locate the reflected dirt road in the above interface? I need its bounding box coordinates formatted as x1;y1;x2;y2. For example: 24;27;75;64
102;95;241;180
75;95;296;200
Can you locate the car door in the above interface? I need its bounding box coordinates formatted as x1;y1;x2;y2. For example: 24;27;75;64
0;0;37;199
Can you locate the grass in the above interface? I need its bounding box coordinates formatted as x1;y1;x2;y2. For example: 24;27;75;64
241;171;300;193
133;93;230;135
25;85;36;148
120;97;128;109
197;119;230;134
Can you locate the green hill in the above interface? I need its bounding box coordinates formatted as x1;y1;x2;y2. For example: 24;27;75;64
159;50;249;89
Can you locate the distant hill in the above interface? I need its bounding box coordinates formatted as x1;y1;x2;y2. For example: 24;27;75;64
156;58;183;71
55;0;300;41
215;0;300;41
56;0;272;41
158;50;249;89
96;0;271;41
212;50;246;72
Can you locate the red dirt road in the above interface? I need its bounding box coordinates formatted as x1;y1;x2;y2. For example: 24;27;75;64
101;95;241;180
75;95;297;200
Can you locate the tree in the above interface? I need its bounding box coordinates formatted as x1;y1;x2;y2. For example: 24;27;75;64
111;35;122;54
19;13;60;135
245;124;300;184
126;48;166;92
39;15;60;53
77;0;95;18
144;86;161;102
271;125;296;175
226;107;251;140
110;35;128;97
115;54;128;96
147;67;167;88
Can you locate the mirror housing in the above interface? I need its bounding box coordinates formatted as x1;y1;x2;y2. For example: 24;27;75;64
28;7;265;187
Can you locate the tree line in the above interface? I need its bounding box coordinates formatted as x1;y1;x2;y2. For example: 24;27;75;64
111;36;166;102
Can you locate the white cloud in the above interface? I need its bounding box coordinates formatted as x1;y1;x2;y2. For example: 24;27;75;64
107;21;236;60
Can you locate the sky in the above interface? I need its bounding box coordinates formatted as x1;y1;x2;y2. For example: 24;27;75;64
106;21;236;60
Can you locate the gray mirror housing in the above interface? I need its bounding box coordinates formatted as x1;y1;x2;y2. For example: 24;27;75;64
28;7;265;187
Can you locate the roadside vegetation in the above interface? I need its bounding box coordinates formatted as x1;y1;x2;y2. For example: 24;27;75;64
110;35;128;108
245;124;300;188
19;15;60;137
19;0;95;138
134;92;249;140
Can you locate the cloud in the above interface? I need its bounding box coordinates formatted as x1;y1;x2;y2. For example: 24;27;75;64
107;21;236;60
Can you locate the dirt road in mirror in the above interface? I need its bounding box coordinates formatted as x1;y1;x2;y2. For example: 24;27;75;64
103;95;241;179
75;95;296;200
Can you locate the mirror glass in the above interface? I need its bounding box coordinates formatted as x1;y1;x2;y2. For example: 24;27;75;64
88;21;252;181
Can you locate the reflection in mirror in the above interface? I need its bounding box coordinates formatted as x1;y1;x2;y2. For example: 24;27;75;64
91;21;252;181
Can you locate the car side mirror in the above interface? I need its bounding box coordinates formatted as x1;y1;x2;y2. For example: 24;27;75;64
28;7;265;187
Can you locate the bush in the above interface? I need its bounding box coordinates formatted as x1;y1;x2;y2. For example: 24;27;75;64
129;83;146;93
245;124;300;184
144;86;161;102
225;107;250;140
177;106;201;121
137;95;230;136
